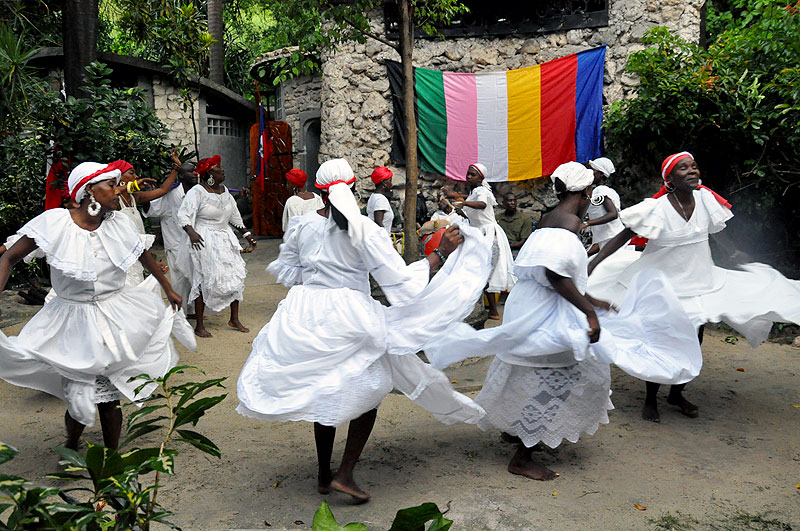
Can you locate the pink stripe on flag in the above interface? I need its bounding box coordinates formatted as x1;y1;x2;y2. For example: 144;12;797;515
443;72;478;180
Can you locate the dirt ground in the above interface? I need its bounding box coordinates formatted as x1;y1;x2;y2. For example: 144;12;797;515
1;240;799;530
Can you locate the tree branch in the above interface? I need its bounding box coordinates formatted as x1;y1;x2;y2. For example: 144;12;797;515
341;16;400;51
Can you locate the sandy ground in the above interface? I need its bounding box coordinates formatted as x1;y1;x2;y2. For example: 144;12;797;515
1;240;799;530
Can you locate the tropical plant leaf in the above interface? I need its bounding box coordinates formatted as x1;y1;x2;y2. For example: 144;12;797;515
175;429;222;458
173;394;227;428
0;442;19;465
389;502;447;531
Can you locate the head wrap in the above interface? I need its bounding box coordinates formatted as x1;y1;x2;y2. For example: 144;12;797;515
550;162;594;194
68;162;122;202
196;155;221;177
109;160;134;175
370;166;393;185
588;157;615;178
285;168;307;188
661;152;693;183
468;163;488;180
316;159;371;249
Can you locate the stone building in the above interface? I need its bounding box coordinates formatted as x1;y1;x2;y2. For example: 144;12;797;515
30;49;256;189
253;0;704;221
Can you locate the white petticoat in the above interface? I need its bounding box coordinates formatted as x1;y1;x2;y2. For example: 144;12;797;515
187;226;246;312
476;356;613;449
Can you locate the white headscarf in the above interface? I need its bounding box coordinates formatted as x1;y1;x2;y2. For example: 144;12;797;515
68;162;121;202
315;159;372;250
467;162;497;207
588;157;615;178
550;162;594;194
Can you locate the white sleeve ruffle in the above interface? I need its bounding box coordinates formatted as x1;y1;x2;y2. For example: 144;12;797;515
512;229;586;285
618;198;668;239
3;233;45;263
698;188;733;234
176;186;201;229
266;215;304;287
18;209;143;281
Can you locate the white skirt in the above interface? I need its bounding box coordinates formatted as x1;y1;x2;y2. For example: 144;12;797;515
476;356;613;449
188;226;246;312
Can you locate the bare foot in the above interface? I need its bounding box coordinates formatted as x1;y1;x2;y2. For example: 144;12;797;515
667;395;699;418
642;401;661;423
194;325;212;338
330;476;370;503
228;320;249;333
508;458;559;481
318;470;332;494
487;313;501;320
318;483;331;495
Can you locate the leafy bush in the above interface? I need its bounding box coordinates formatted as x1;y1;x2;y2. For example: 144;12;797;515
313;500;453;531
0;366;225;530
604;3;800;270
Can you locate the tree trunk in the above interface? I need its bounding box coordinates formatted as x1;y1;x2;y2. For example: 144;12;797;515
208;0;225;85
62;0;98;97
399;0;419;262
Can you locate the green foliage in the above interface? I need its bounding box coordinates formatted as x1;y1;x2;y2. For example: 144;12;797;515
0;368;225;530
603;6;800;268
311;500;453;531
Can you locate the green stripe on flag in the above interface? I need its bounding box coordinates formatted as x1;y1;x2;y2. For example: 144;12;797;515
415;68;447;175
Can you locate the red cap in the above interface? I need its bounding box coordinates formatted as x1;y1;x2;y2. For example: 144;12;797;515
370;166;393;185
285;168;307;188
196;155;221;177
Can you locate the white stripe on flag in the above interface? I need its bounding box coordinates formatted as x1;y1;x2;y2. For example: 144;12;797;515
476;72;509;182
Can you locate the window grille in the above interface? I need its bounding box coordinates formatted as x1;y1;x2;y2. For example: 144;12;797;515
207;115;242;137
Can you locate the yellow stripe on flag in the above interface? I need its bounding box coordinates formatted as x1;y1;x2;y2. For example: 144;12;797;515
506;65;541;180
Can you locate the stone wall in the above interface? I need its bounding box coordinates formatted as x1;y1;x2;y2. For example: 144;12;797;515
152;75;200;151
293;0;704;218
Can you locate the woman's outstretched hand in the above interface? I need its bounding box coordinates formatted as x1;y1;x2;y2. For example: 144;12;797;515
166;288;182;311
187;228;204;250
438;225;464;257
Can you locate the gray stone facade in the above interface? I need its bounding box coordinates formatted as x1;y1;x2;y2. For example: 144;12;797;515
277;0;703;220
152;75;201;151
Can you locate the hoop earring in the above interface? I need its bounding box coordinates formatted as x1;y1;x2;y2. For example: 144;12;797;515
207;176;215;186
665;181;675;193
697;178;703;187
87;191;102;216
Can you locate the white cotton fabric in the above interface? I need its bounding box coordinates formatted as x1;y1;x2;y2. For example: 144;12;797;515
117;195;155;286
587;185;625;246
3;234;45;263
68;162;121;203
551;161;594;193
589;157;616;177
144;185;194;310
366;193;394;234
281;193;324;231
463;185;515;292
423;227;702;447
588;188;800;347
0;209;195;427
237;210;492;426
177;185;247;312
430;210;462;225
315;158;354;188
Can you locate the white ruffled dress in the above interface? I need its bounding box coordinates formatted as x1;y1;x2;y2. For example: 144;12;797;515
236;210;492;427
117;195;156;286
462;184;515;293
588;188;800;347
422;228;703;448
144;185;194;309
177;185;247;312
587;185;625;249
0;209;196;427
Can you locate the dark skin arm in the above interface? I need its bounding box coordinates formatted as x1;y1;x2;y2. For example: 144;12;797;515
425;225;463;271
582;197;619;229
587;227;636;275
138;250;182;310
545;268;601;343
137;150;182;208
0;236;38;293
373;210;385;227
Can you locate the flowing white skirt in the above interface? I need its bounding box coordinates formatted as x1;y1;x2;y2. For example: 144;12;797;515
0;276;196;426
589;252;800;347
187;226;246;312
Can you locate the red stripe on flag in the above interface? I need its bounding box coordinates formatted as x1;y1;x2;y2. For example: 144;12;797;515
540;54;577;175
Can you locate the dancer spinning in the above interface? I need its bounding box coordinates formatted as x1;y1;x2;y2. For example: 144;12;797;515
453;163;515;319
588;152;800;422
281;168;324;231
0;162;194;450
237;158;490;502
178;155;255;337
582;157;625;256
423;162;702;480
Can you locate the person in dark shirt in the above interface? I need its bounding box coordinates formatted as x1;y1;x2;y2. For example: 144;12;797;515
496;193;533;254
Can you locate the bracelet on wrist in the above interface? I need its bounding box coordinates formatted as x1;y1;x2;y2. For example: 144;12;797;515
432;248;447;265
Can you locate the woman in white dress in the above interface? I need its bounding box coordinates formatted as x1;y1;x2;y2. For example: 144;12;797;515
588;152;800;422
453;163;515;320
0;162;193;450
281;168;324;231
366;166;394;233
582;157;626;255
422;162;702;480
237;159;490;502
178;155;257;338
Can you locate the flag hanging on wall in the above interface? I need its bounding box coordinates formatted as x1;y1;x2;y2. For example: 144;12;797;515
387;45;605;182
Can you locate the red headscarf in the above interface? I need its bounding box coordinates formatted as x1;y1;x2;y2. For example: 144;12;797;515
109;160;134;175
285;168;307;188
196;155;221;177
370;166;393;185
629;152;732;247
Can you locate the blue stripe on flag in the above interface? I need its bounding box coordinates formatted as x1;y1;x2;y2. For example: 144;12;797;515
575;46;606;162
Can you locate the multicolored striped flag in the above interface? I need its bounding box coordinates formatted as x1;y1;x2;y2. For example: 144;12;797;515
387;46;605;182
